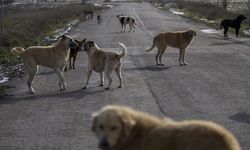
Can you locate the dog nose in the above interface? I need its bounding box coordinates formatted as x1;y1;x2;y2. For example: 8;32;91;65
98;137;109;149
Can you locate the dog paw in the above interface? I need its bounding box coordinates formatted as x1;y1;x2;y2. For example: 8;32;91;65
118;85;123;88
99;83;104;86
160;64;165;66
105;87;110;90
82;86;87;90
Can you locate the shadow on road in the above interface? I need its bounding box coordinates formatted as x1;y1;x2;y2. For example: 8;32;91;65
0;88;105;105
229;112;250;124
125;65;178;72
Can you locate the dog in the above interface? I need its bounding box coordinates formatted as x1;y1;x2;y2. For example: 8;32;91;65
97;14;102;24
82;41;126;90
220;15;246;38
146;29;196;66
92;105;241;150
65;39;86;71
11;35;78;94
116;14;137;32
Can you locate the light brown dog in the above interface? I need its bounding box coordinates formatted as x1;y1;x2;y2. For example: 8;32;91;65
146;29;196;66
11;35;77;94
82;41;126;90
92;105;241;150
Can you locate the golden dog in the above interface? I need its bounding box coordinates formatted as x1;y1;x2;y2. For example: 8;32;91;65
92;105;241;150
82;41;126;90
146;29;196;66
11;35;77;94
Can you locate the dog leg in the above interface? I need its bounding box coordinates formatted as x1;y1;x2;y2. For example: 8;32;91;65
99;72;104;86
26;65;38;94
54;68;66;91
129;24;132;32
224;27;228;38
124;24;127;32
82;68;92;89
105;69;113;90
236;28;239;38
132;24;136;32
115;64;123;88
179;49;184;66
69;56;72;69
182;48;188;65
159;47;166;66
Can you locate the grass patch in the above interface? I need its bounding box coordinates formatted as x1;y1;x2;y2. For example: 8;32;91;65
158;0;250;36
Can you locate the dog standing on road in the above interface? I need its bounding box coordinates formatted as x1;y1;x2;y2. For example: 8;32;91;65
82;41;126;90
116;14;137;32
11;35;78;94
92;105;241;150
65;39;86;71
146;29;196;66
220;15;246;38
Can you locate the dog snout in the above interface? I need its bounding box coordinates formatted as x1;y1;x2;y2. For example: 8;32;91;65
98;136;109;150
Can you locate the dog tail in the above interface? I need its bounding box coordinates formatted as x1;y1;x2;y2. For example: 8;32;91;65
145;37;156;52
10;47;25;57
118;42;127;59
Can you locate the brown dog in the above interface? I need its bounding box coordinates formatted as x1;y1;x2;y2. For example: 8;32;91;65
146;29;196;66
65;39;86;71
92;105;241;150
11;35;77;94
82;41;126;90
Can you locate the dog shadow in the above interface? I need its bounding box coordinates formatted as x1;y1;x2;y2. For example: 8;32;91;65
125;65;178;72
228;112;250;124
0;88;105;105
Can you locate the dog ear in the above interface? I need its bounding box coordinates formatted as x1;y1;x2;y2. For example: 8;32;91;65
89;41;95;47
91;112;99;132
120;114;136;137
62;34;66;39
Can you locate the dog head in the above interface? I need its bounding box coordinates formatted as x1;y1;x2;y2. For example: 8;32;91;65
92;105;136;150
72;39;87;51
58;34;78;48
237;15;247;21
83;41;96;51
184;29;197;41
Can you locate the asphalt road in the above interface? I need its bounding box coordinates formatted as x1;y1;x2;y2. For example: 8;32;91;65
1;2;250;150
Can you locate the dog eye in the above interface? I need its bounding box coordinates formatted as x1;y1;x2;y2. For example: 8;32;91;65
99;125;104;130
110;126;118;131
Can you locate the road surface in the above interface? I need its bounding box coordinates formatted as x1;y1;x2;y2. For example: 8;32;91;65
1;2;250;150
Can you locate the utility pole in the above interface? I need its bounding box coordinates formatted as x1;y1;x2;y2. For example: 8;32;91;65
0;0;3;38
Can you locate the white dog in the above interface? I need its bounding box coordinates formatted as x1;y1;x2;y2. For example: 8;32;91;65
82;41;126;90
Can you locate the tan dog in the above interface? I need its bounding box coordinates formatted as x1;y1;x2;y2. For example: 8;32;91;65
92;105;241;150
146;29;196;66
11;35;77;94
82;41;126;90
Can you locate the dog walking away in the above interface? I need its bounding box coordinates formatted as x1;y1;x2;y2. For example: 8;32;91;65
146;29;196;66
65;38;86;71
92;105;241;150
220;15;246;38
116;14;137;32
82;41;126;90
97;14;102;24
11;35;78;94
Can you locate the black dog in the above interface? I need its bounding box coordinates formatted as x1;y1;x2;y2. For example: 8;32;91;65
220;15;246;38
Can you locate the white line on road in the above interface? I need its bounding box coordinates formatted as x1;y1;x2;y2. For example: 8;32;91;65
133;8;155;37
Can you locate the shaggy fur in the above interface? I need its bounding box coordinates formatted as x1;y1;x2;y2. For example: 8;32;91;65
116;14;137;32
220;15;246;38
65;39;86;71
146;29;196;66
82;41;126;90
92;105;241;150
11;35;77;94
